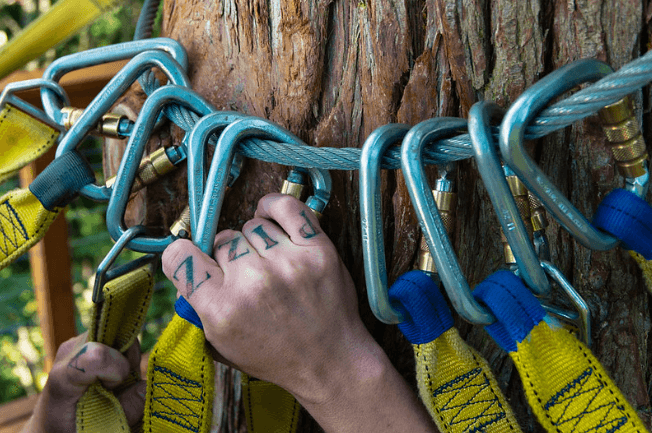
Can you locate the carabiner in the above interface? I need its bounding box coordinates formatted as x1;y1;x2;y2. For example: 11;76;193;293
41;37;188;124
186;111;249;235
470;101;550;295
92;225;158;303
56;50;190;202
195;117;332;255
0;79;69;132
401;117;495;325
359;124;410;324
105;85;217;253
499;59;620;251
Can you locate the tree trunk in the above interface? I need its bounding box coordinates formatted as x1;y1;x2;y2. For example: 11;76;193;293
129;1;652;431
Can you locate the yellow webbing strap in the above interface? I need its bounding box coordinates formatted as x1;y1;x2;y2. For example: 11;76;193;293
76;265;154;433
475;271;648;433
414;329;522;432
0;104;60;184
143;311;215;433
388;270;522;432
629;251;652;296
242;374;301;433
0;188;59;271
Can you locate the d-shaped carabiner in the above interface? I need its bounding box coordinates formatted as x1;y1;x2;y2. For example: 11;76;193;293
401;117;495;325
471;101;591;344
55;50;190;202
105;85;217;253
186;111;249;236
41;37;188;125
499;59;620;251
359;124;410;324
92;225;157;303
470;101;549;295
195;117;332;255
0;79;69;133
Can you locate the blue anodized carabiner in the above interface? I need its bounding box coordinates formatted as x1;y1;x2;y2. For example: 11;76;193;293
359;124;410;324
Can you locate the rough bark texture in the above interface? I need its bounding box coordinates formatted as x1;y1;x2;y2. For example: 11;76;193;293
111;0;652;431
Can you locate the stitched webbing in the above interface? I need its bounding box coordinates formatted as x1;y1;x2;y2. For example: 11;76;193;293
242;374;301;433
0;104;60;184
474;271;648;433
0;188;59;271
388;270;522;432
144;311;214;433
76;265;154;433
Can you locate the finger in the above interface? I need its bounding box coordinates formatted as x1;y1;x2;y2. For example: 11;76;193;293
62;342;131;389
53;332;88;362
212;229;259;268
117;380;147;427
162;238;223;299
124;340;142;378
241;218;292;256
255;193;326;245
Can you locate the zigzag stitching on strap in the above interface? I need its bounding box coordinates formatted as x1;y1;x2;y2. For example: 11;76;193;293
0;199;28;255
432;367;507;429
543;367;629;433
151;366;204;432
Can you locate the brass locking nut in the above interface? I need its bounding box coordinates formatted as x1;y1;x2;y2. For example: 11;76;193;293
170;205;192;238
501;175;533;265
61;106;129;139
417;189;457;273
527;191;549;233
598;96;648;179
106;147;177;192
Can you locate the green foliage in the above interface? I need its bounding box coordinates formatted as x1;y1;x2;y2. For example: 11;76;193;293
0;0;172;406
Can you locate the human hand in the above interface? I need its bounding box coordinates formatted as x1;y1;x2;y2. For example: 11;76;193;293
22;333;146;433
161;193;379;404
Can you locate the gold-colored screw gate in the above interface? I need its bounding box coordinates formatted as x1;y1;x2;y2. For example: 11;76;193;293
170;205;192;238
598;96;649;179
501;175;533;265
61;106;128;139
417;189;457;273
105;147;177;192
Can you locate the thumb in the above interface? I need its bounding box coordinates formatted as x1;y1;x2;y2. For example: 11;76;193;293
162;238;223;302
117;380;147;427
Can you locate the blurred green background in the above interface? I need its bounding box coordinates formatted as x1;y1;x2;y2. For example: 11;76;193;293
0;0;177;404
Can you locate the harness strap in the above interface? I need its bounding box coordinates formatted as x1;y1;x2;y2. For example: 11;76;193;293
76;265;154;433
388;270;522;432
0;104;60;184
474;271;648;433
242;374;301;433
143;296;215;433
0;150;94;270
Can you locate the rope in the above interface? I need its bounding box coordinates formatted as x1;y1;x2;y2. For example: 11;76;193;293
132;5;652;170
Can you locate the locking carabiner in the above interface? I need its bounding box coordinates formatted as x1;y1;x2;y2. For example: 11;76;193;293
105;85;217;253
41;37;188;125
92;225;158;303
55;50;190;202
470;101;590;344
401;117;495;325
186;111;249;236
359;124;410;324
195;117;331;255
0;79;69;133
499;59;623;251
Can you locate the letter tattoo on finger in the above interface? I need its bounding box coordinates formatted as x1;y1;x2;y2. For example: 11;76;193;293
68;345;88;373
217;236;250;261
298;210;320;239
173;256;211;297
251;225;278;249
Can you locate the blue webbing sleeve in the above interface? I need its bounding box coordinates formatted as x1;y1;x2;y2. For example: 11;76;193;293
29;150;95;211
473;271;545;352
175;296;204;329
388;270;454;345
593;188;652;259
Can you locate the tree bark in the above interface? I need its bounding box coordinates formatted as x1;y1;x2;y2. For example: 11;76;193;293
127;1;652;431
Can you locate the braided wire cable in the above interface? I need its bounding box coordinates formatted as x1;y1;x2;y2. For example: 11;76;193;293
134;43;652;170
